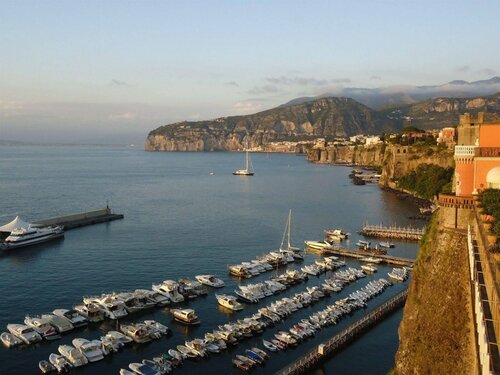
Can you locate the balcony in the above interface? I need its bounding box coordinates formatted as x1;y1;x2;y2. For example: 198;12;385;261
454;145;478;157
478;147;500;157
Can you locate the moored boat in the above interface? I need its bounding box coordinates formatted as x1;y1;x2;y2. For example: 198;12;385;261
171;309;200;325
216;294;244;311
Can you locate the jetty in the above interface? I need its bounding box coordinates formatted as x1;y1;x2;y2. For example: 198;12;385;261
275;289;408;375
322;247;415;267
360;223;425;241
33;206;124;230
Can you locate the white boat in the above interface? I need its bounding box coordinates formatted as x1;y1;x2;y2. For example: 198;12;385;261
72;338;105;362
171;309;200;325
233;150;254;176
262;339;278;351
7;323;42;344
115;292;145;314
84;294;128;319
304;240;334;250
49;353;72;373
234;288;259;303
41;313;74;333
361;264;378;273
134;289;170;306
38;360;56;374
185;339;208;357
58;344;88;367
228;265;251;278
53;308;88;328
324;229;349;239
360;256;383;264
0;225;64;250
129;362;161;375
195;274;225;288
119;323;152;343
143;320;170;335
152;280;185;303
24;315;60;339
103;330;133;347
0;332;23;347
379;241;395;248
216;294;244;311
73;303;105;322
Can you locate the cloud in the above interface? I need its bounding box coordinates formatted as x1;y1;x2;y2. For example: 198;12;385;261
456;65;470;73
0;100;24;117
108;112;137;120
370;75;382;80
233;101;263;113
479;68;496;76
224;81;239;87
110;79;132;87
266;76;351;86
247;85;279;95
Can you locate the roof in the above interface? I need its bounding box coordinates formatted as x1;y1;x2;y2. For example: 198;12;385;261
0;216;31;233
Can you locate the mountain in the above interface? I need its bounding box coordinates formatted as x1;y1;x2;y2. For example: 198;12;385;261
145;92;500;151
145;97;395;151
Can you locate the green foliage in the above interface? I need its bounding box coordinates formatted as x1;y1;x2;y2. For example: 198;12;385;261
479;189;500;238
402;125;425;133
397;164;454;200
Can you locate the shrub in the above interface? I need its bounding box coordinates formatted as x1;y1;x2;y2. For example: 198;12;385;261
397;164;454;200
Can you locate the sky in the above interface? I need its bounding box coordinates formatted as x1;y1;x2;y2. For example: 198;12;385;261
0;0;499;144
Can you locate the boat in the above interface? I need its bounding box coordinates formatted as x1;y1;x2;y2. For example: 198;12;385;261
144;320;170;335
228;265;251;278
246;349;265;364
134;289;170;306
324;229;349;239
103;330;133;347
152;280;185;303
278;209;304;260
84;294;128;319
24;315;60;340
52;309;88;328
216;294;244;311
233;358;252;371
234;289;259;304
195;274;225;288
73;303;105;323
72;338;105;362
233;150;254;176
58;344;88;367
252;347;269;359
41;313;74;333
0;225;64;250
48;353;72;373
7;324;42;344
361;264;378;273
171;309;200;325
304;240;335;251
185;338;208;357
115;292;146;314
379;241;395;248
142;359;170;374
177;344;197;358
128;363;161;375
120;369;137;375
356;240;370;248
0;332;23;347
360;256;383;264
262;339;278;351
38;360;56;374
120;323;152;343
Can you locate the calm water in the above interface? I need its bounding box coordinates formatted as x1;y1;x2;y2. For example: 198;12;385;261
0;146;419;374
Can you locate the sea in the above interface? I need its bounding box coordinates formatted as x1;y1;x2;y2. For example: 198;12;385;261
0;145;420;374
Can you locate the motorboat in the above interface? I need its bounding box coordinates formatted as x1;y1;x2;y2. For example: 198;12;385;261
53;309;88;328
228;265;251;278
115;292;145;314
120;369;137;375
24;315;60;340
233;357;252;371
38;360;56;374
7;324;42;344
234;289;259;304
134;289;170;306
246;349;265;364
72;338;105;362
379;241;395;248
99;334;120;355
142;359;170;374
0;332;23;347
185;338;208;357
176;345;197;358
120;323;152;343
304;240;335;251
361;264;378;273
233;150;254;176
84;294;128;319
128;362;161;375
74;303;105;322
179;279;209;296
171;309;200;325
360;256;383;264
262;339;278;351
144;320;170;336
152;280;185;303
0;225;64;250
48;353;72;373
216;294;244;311
58;344;88;367
195;274;225;288
103;330;133;347
177;279;198;300
356;240;370;248
41;313;74;333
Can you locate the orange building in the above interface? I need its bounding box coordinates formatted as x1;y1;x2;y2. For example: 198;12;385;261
454;113;500;196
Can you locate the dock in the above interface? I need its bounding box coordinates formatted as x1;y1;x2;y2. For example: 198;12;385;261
360;223;425;241
321;247;415;267
275;289;408;375
33;207;124;230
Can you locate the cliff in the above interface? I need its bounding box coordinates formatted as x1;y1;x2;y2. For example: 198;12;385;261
395;210;477;374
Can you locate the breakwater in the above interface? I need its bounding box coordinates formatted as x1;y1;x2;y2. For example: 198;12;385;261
33;207;124;229
276;289;409;375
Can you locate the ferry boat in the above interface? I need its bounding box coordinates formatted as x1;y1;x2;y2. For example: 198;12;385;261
233;150;254;176
0;225;64;250
171;309;200;325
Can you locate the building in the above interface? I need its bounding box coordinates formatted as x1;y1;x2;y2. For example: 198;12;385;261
365;136;382;145
454;113;500;196
437;127;456;148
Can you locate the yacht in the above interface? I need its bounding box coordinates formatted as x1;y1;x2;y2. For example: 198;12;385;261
24;315;60;340
102;330;133;347
119;323;152;343
0;332;23;347
228;265;251;278
234;288;259;304
0;225;64;250
360;256;383;264
361;264;378;273
115;292;145;314
152;280;185;303
324;229;349;239
53;309;88;328
304;240;335;251
72;338;105;362
84;294;128;319
195;274;225;288
233;150;254;176
58;344;88;367
48;353;72;373
379;241;395;248
128;363;161;375
171;309;200;325
134;289;170;306
38;360;56;374
41;313;74;333
73;303;105;322
216;294;244;311
7;324;42;344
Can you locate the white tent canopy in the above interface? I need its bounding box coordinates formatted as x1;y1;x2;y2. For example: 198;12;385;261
0;216;31;233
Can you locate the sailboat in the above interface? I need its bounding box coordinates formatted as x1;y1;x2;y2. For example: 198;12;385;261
279;210;303;260
233;150;254;176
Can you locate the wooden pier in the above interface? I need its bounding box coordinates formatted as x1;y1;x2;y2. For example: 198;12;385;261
360;223;425;241
33;207;124;230
322;247;415;267
275;289;409;375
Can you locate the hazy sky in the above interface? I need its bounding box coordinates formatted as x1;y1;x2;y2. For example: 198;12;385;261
1;0;499;143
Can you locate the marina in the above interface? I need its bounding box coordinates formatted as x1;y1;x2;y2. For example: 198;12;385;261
321;248;415;267
359;223;425;241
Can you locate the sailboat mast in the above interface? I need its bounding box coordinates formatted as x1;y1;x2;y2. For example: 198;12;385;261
287;209;292;249
246;150;249;170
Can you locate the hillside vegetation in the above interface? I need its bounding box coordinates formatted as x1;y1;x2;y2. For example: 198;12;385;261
397;163;454;200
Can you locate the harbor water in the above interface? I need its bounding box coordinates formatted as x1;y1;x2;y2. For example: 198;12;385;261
0;145;420;374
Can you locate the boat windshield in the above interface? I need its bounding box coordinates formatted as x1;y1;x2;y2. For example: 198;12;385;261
20;327;34;334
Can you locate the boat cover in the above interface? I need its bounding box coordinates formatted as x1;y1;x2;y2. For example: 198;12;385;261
0;216;31;233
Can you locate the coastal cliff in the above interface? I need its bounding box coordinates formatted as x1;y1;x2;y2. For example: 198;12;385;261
395;210;477;374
